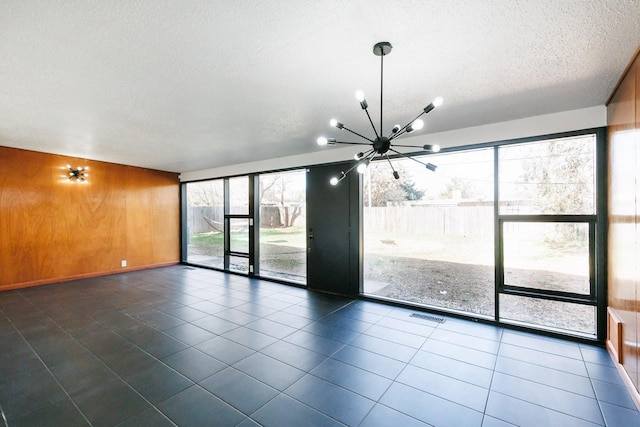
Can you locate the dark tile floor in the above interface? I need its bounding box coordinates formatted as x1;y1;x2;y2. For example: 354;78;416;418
1;265;639;426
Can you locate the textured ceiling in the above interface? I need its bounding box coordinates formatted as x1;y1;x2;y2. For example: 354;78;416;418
1;1;639;173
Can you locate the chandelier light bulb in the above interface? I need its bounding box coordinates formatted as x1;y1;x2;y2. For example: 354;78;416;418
355;90;365;102
317;137;328;146
330;119;345;129
354;152;364;160
407;119;424;133
433;97;444;107
392;124;401;134
357;160;370;174
423;144;441;152
330;177;339;186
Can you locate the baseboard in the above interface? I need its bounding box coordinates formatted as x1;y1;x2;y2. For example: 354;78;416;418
0;261;180;292
608;346;640;411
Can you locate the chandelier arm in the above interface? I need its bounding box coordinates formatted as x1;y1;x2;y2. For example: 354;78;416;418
333;141;376;146
364;108;380;139
388;110;426;141
341;125;376;143
388;148;430;167
357;148;376;159
389;143;430;149
342;154;374;177
384;153;398;171
366;150;378;161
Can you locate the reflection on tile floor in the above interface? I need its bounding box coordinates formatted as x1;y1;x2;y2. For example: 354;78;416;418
1;266;638;426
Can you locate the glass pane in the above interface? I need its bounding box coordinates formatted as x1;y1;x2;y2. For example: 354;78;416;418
500;294;596;336
503;222;590;294
229;256;249;274
498;135;595;215
185;180;224;268
229;218;249;253
229;176;249;215
258;170;307;284
363;148;495;317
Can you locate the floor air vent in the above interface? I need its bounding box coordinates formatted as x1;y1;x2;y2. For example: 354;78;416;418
410;313;446;323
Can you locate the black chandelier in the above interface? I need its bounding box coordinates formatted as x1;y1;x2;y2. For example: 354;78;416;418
317;41;443;185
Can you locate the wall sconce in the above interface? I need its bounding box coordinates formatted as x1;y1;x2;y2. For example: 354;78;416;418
66;165;89;183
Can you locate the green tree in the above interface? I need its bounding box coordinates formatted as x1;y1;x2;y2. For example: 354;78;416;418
519;138;593;214
363;162;424;206
518;137;594;246
400;181;425;201
440;177;474;199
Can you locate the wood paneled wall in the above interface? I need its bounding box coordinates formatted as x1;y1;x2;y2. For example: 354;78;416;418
607;48;640;400
0;147;180;290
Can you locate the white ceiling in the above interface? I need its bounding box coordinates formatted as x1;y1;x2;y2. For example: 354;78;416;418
1;1;639;173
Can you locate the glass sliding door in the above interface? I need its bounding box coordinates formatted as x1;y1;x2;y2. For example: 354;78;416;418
185;179;225;268
258;170;307;284
363;148;495;317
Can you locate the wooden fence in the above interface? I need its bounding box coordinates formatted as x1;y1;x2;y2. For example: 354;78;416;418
364;205;494;237
188;206;224;234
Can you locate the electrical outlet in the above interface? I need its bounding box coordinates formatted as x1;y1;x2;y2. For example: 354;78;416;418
121;260;127;268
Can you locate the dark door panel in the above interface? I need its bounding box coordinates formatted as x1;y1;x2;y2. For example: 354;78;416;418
306;164;358;294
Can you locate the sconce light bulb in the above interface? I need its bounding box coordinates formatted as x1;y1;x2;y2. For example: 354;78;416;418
329;177;339;186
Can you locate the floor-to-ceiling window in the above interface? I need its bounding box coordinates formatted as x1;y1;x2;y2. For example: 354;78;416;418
258;170;307;284
363;148;495;317
184;179;224;269
362;129;604;339
497;133;598;336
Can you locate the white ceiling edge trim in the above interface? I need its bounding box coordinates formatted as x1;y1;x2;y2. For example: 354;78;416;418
179;105;606;182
